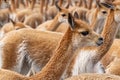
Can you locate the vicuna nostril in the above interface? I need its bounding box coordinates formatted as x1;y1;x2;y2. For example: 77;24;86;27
98;37;103;41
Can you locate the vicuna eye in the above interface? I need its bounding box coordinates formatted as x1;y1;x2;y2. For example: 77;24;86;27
62;14;66;17
102;11;107;14
81;31;89;36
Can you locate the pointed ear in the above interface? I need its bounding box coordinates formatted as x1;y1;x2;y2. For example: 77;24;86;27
64;3;69;9
20;17;25;23
55;1;62;11
8;6;12;13
100;2;115;9
73;11;79;19
10;18;16;25
68;13;75;30
96;0;101;8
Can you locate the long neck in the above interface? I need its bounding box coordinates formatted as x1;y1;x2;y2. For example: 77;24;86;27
78;0;82;7
90;8;99;29
19;0;25;8
0;0;1;7
82;0;87;8
47;14;61;31
51;0;55;6
58;0;63;7
88;0;93;9
25;0;29;8
11;0;16;12
30;0;36;10
40;0;45;14
91;8;106;34
67;0;72;6
45;0;49;11
30;28;75;80
15;0;19;8
94;10;119;62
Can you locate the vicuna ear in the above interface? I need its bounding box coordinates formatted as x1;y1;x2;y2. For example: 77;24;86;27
73;11;79;19
100;2;115;9
20;17;25;23
8;5;12;13
10;18;16;25
68;13;75;30
96;0;101;8
64;3;69;9
55;1;62;11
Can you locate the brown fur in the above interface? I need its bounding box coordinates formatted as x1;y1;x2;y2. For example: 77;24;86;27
1;15;102;80
10;0;16;13
71;4;109;34
45;5;58;20
101;39;120;76
0;19;30;40
0;8;10;27
0;17;102;80
106;57;120;75
65;73;120;80
0;69;28;80
37;7;70;32
61;8;119;79
101;39;120;68
113;1;120;38
24;13;43;28
40;0;45;14
93;2;120;76
88;4;109;33
94;9;118;62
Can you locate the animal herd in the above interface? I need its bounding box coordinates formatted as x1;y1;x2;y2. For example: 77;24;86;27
0;0;120;80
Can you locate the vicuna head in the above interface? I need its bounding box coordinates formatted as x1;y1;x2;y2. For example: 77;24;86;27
96;1;114;20
68;13;103;47
100;1;120;23
10;18;27;30
55;1;71;23
113;1;120;23
1;18;29;34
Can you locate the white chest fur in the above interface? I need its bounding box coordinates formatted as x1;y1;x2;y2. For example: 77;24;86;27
0;41;4;68
72;50;104;76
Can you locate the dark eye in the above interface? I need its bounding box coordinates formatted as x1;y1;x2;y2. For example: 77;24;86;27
102;11;107;14
62;14;66;17
81;31;89;36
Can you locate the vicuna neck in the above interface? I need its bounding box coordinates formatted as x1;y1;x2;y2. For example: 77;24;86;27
58;0;63;7
94;10;119;62
30;0;36;10
45;0;49;11
40;0;45;14
91;8;106;34
11;0;16;12
47;14;61;31
90;8;99;28
30;27;77;80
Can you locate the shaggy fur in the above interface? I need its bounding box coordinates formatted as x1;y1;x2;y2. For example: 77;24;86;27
65;73;120;80
0;16;102;80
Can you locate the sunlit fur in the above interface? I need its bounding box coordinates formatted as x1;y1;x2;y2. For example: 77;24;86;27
65;73;120;80
0;18;102;80
37;7;71;33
